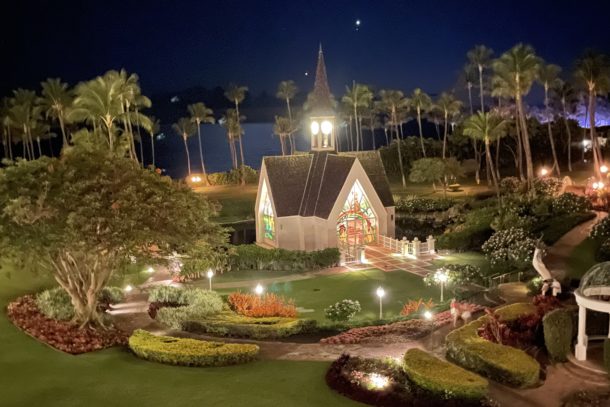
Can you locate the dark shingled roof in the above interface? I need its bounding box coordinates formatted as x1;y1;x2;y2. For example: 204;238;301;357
263;151;394;219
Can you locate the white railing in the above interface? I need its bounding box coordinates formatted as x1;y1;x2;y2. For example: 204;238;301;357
378;235;436;258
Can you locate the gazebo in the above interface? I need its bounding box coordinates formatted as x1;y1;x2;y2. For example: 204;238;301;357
574;262;610;361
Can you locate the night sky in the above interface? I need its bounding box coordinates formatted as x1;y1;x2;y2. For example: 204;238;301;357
5;0;610;98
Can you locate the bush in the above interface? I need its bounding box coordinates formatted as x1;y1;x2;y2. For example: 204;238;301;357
324;299;361;322
98;287;125;305
403;349;488;400
230;245;339;271
543;308;573;362
128;329;259;367
395;196;456;213
533;177;563;196
424;264;487;287
552;193;592;214
228;292;297;318
437;207;495;251
148;286;189;304
590;217;610;241
321;319;434;345
206;165;258;185
598;239;610;261
151;287;224;329
499;177;525;194
36;286;126;321
482;228;538;273
445;303;540;387
183;312;316;339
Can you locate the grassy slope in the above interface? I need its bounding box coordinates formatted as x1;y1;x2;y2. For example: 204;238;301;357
195;184;257;224
212;268;439;322
0;265;357;407
566;238;601;280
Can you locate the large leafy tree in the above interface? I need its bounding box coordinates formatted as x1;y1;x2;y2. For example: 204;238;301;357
409;88;431;157
409;157;464;198
39;78;72;147
463;112;508;197
377;90;410;188
188;102;215;183
172;117;196;175
147;116;160;168
537;63;562;175
0;144;227;328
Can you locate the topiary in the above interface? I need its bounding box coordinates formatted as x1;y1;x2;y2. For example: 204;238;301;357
324;299;362;322
543;308;573;362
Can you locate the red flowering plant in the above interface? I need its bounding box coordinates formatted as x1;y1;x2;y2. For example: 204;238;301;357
227;292;297;318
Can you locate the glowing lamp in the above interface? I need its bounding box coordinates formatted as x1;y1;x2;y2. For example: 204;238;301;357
146;267;155;274
376;287;385;319
124;285;133;293
255;284;264;296
191;175;202;183
539;168;549;177
601;165;608;174
321;120;333;135
376;287;385;298
435;271;448;283
207;269;214;279
310;121;320;135
368;373;389;390
423;310;433;320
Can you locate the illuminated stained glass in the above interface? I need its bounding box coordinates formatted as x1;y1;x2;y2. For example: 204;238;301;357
261;182;275;240
337;180;377;246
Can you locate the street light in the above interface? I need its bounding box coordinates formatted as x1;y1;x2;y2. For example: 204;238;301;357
435;270;449;302
255;283;264;296
376;287;385;319
206;269;214;291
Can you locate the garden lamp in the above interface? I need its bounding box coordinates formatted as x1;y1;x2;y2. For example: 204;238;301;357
207;269;214;291
376;287;385;319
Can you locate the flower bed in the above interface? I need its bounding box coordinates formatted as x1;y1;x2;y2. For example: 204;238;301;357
228;292;297;318
320;319;434;345
128;329;259;366
7;295;126;354
183;312;316;339
445;303;540;388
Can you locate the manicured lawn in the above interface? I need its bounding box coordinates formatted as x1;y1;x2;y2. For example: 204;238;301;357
195;184;257;223
0;264;357;407
212;268;439;322
566;237;601;280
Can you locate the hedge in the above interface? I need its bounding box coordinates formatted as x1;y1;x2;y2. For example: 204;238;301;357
183;311;316;339
402;349;488;400
445;303;540;387
230;245;339;271
152;288;224;329
36;286;126;321
128;329;259;367
542;308;573;362
436;207;495;251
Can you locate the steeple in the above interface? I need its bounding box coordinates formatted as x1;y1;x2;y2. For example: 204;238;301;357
309;44;334;115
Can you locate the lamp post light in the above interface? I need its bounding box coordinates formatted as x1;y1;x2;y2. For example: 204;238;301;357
601;165;609;175
255;283;264;296
376;287;385;319
539;167;549;177
423;310;434;321
206;269;214;291
435;270;449;302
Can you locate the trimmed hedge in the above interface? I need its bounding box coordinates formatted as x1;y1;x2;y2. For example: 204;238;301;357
183;311;316;339
403;349;488;400
128;329;259;367
230;245;339;271
445;303;540;388
543;308;573;362
152;288;224;330
437;207;495;251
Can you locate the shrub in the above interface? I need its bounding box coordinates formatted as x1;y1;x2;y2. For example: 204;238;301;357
206;166;258;185
424;264;487;287
445;303;540;387
400;298;435;317
482;227;538;272
148;285;189;304
324;299;361;322
152;287;224;329
182;312;316;339
533;177;563;196
552;193;592;214
36;287;74;321
543;308;573;362
395;196;456;213
499;177;525;194
98;287;125;306
403;348;488;400
128;329;259;367
590;217;610;241
228;292;297;318
230;245;339;271
598;238;610;261
320;319;435;345
437;207;495;251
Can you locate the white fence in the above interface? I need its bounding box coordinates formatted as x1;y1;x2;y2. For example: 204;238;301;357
378;235;436;258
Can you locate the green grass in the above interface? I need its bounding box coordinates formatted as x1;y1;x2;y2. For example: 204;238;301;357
566;237;601;280
431;252;491;276
212;268;439;322
195;184;257;223
536;212;596;245
0;264;358;407
211;269;304;284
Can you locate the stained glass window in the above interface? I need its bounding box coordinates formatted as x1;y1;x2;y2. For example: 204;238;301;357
261;182;275;241
337;180;377;246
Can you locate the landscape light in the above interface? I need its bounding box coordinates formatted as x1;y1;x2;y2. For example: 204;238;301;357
601;165;608;174
434;270;449;302
376;287;385;319
255;283;264;296
191;175;202;183
124;285;133;293
368;373;389;390
539;168;549;177
321;120;332;135
207;269;214;291
423;310;433;320
310;121;320;135
146;267;155;274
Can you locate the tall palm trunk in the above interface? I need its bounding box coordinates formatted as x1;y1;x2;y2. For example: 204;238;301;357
286;98;295;154
544;86;560;175
442;111;448;159
359;117;364;150
416;107;426;157
58;114;68;146
393;109;407;189
383;127;389;146
495;137;501;179
195;121;209;183
562;99;572;172
150;135;156;167
589;90;602;178
478;65;485;111
485;138;500;199
467;83;474;115
516;95;534;191
183;135;192;175
36;137;42;157
238;135;246;185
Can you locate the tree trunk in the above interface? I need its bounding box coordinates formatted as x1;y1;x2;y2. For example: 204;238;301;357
486;139;500;199
589;90;602;179
495;137;501;179
545;87;560;175
563;115;572;172
280;135;286;156
478;65;485;112
150;136;156;167
58;114;68;147
183;135;192;175
238;136;246;186
442;111;448;159
515;115;524;181
394;109;407;188
195;121;209;184
517;96;535;192
36;137;42;157
417;107;426;157
384;127;389;146
468;83;474;115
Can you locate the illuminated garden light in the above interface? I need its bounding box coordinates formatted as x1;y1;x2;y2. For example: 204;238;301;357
423;310;433;321
601;165;608;174
255;283;264;296
124;285;133;293
434;270;449;302
310;120;320;135
368;373;389;390
146;266;155;274
376;287;385;319
207;269;214;291
321;120;333;135
539;167;549;177
190;175;202;183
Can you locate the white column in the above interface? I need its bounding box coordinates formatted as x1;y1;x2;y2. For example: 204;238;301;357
427;235;436;253
575;305;588;361
413;237;421;258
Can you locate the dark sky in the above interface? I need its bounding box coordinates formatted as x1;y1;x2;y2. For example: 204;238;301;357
5;0;610;98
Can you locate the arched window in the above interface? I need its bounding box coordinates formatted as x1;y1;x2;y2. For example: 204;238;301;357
260;182;275;241
337;180;377;247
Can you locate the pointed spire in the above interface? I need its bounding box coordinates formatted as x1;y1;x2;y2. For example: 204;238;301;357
310;44;334;115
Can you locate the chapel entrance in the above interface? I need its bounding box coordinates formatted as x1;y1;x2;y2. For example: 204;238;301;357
337;180;377;257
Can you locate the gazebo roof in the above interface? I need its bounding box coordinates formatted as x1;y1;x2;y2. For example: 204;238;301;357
579;262;610;297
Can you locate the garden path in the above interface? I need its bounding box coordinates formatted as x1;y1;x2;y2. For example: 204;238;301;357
362;244;439;276
546;211;607;280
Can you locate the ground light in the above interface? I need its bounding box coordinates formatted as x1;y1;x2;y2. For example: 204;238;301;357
601;165;609;174
206;269;214;291
434;270;449;302
423;310;433;320
376;287;385;319
124;285;133;293
368;373;389;390
255;283;264;296
145;267;155;274
539;167;549;177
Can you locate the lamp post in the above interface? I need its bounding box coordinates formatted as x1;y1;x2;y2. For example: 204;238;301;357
435;270;449;302
255;283;264;296
539;167;549;177
206;269;214;291
376;287;385;319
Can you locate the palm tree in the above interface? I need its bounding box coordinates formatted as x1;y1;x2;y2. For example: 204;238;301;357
492;44;540;191
273;115;295;155
435;92;463;158
188;102;215;183
276;80;298;153
378;90;410;188
225;83;248;168
409;88;431;157
552;80;578;171
463;112;508;197
147;116;160;167
0;99;12;160
172;117;195;176
574;51;610;177
221;109;244;171
342;83;373;151
39;78;72;147
461;64;478;115
467;45;494;111
538;63;562;175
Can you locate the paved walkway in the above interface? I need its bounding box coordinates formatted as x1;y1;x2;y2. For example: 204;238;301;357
546;211;607;280
363;244;439;276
